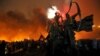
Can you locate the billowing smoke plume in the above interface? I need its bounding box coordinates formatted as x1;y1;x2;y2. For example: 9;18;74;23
0;0;99;41
0;0;68;42
0;8;48;42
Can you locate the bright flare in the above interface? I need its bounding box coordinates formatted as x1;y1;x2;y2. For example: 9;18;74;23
92;25;96;28
47;6;60;19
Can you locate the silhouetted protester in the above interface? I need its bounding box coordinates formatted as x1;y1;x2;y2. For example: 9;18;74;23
62;2;82;56
63;1;82;49
0;40;6;56
54;12;63;26
6;43;13;56
46;34;52;56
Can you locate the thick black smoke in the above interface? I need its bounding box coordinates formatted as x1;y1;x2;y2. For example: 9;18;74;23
0;8;48;41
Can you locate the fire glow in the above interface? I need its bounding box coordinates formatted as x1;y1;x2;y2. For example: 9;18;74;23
0;2;98;42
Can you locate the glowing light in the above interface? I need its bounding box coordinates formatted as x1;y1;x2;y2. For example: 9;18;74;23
92;25;96;28
98;26;100;28
44;40;47;43
37;45;40;49
47;6;60;19
27;37;30;40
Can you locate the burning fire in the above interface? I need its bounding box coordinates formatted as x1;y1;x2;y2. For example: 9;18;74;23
47;6;60;19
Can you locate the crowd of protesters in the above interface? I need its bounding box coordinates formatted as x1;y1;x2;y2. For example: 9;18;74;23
0;38;100;56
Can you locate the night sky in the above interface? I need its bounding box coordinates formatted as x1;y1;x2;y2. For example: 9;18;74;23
0;0;99;41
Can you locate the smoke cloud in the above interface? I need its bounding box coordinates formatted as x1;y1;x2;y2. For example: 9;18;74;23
0;0;99;41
